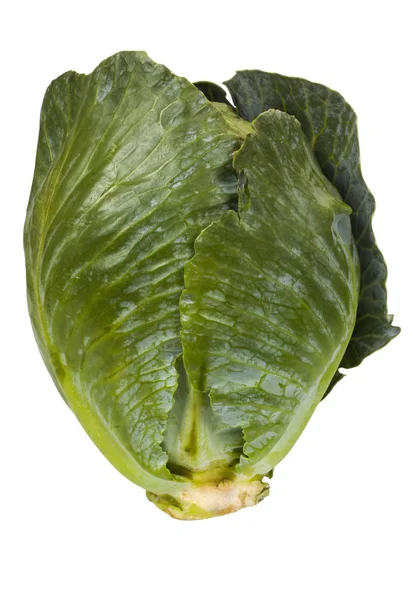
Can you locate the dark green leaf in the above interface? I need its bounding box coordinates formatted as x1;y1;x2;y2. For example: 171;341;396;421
194;81;231;105
225;70;400;379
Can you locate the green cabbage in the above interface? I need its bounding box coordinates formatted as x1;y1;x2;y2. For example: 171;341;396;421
24;52;399;519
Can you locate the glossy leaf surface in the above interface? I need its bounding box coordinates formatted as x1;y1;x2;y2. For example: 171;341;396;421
180;110;359;476
24;51;240;494
225;71;400;371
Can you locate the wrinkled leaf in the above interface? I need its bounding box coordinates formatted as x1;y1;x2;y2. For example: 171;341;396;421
225;71;400;380
180;110;359;476
24;51;240;494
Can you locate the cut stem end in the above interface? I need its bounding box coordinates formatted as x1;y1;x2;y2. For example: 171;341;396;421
147;479;269;520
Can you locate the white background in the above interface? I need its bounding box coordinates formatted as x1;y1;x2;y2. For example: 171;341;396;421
1;1;415;599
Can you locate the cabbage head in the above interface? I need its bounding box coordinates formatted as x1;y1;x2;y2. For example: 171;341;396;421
24;52;399;519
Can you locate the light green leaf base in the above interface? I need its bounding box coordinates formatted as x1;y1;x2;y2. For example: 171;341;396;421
147;478;269;520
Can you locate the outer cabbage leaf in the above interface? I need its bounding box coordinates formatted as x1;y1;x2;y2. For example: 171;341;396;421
224;70;400;376
24;51;240;495
180;110;359;477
